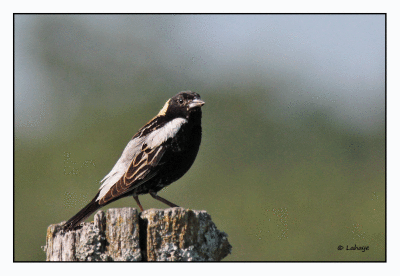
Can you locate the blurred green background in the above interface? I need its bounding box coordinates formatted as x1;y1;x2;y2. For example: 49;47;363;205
14;15;385;261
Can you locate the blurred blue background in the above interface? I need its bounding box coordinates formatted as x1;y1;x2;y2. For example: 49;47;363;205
14;14;385;261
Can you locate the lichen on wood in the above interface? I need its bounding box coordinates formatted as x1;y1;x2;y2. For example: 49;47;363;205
43;207;231;261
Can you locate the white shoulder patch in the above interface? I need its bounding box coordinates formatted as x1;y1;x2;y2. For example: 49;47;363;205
145;118;187;148
95;117;187;202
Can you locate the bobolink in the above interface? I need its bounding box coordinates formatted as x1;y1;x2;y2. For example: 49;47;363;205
63;91;205;231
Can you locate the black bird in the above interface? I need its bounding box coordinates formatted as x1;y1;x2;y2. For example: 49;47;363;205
63;91;205;231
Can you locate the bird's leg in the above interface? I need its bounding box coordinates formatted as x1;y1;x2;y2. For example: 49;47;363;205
149;191;179;208
133;195;144;212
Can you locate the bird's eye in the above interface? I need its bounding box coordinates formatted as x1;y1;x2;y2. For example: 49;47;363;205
178;98;183;104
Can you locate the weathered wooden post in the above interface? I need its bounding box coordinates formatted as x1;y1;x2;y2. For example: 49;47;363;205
43;207;232;261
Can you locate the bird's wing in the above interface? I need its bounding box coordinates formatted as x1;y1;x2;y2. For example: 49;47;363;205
97;143;166;205
96;117;187;205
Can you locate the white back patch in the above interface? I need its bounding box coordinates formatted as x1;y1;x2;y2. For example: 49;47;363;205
96;138;143;201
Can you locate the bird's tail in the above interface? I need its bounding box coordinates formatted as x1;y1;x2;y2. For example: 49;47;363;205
63;192;101;231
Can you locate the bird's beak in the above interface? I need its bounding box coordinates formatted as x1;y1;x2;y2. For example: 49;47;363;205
189;98;205;109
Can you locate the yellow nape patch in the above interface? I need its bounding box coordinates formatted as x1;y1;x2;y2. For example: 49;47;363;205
157;99;170;116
